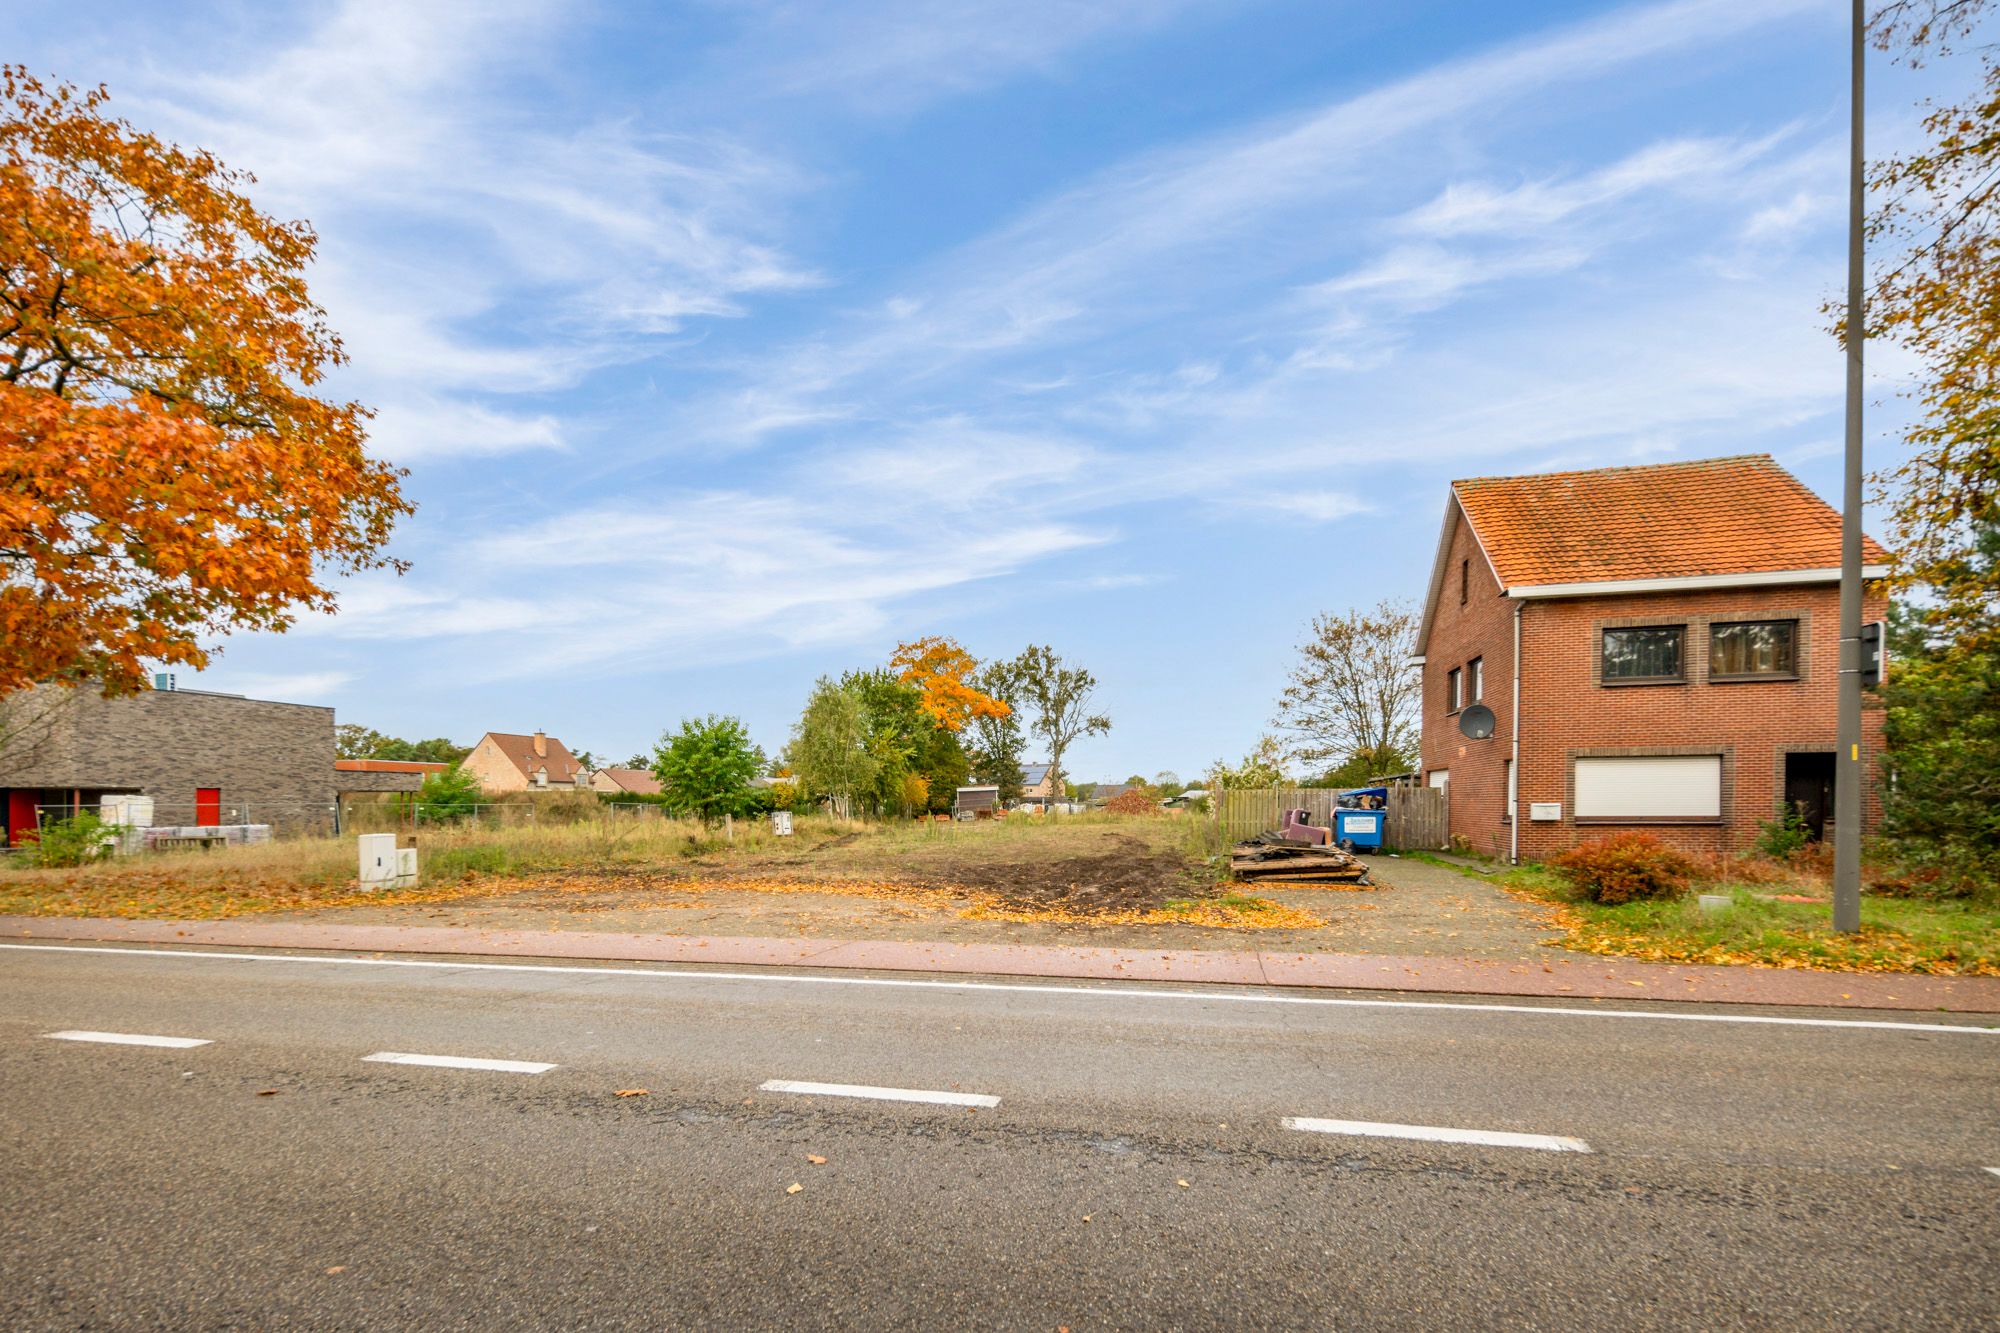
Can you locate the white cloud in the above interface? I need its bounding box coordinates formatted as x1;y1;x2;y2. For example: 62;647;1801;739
1238;492;1370;523
691;0;1824;448
125;0;817;464
208;671;355;703
697;0;1219;115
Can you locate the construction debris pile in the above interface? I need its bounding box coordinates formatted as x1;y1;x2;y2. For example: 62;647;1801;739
1229;835;1371;886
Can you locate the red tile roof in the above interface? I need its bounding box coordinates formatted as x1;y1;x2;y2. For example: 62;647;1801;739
1452;455;1888;588
479;731;583;783
594;767;662;795
333;759;451;774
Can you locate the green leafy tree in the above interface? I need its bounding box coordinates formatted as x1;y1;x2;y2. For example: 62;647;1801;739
1876;521;2000;892
842;668;928;814
965;659;1026;801
650;715;765;825
1012;645;1111;802
415;763;484;824
785;678;878;814
336;723;470;765
918;726;971;814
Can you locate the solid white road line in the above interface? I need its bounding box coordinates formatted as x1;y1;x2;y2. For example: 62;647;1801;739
3;942;1996;1036
760;1079;1000;1108
1284;1116;1593;1153
42;1029;212;1049
362;1051;555;1075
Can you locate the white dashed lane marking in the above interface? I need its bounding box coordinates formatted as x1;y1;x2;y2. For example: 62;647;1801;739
42;1030;212;1049
760;1079;1000;1108
361;1051;556;1075
1284;1116;1593;1153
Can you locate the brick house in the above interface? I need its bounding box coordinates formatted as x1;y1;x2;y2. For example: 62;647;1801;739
2;680;337;840
1413;455;1888;862
460;730;587;792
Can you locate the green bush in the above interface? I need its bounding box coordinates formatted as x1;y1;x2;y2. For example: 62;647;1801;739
28;813;120;868
1547;832;1697;905
415;763;485;825
1754;807;1812;861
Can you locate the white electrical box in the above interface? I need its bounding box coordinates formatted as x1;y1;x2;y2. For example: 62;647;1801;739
358;834;419;890
771;811;794;837
1529;802;1563;822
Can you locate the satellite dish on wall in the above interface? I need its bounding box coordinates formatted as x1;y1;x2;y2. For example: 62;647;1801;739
1458;704;1496;740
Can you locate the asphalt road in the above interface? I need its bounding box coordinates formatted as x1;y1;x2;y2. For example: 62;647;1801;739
1;942;1996;1330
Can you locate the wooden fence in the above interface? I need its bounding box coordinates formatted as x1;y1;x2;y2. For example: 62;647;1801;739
1385;784;1448;851
1215;784;1447;851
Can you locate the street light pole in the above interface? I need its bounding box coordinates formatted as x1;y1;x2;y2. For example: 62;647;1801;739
1834;0;1866;934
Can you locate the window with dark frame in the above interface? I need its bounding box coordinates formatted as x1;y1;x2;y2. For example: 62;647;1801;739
1447;667;1463;712
1601;625;1684;682
1468;656;1483;702
1709;620;1798;678
1459;559;1468;605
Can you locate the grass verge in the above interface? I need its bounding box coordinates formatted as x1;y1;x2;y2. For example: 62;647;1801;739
1499;864;2000;976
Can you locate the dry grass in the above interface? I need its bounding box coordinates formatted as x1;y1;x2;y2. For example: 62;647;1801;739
0;809;1262;925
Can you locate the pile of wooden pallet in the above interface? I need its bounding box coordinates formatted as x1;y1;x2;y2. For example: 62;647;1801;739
1229;834;1371;885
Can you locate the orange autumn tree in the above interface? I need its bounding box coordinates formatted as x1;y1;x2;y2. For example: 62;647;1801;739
889;636;1011;733
0;68;410;697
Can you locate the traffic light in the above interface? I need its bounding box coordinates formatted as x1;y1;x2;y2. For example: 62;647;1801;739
1859;620;1884;688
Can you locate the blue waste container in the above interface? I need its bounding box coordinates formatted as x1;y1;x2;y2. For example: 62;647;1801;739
1334;807;1384;852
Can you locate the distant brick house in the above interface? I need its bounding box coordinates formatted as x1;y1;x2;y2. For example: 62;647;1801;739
1414;455;1889;862
591;766;662;796
461;730;587;792
2;680;337;840
1017;763;1055;807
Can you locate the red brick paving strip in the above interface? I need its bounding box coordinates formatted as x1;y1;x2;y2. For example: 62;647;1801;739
3;915;1996;1014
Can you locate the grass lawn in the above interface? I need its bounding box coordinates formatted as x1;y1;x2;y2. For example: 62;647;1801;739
0;810;1321;929
1501;864;2000;976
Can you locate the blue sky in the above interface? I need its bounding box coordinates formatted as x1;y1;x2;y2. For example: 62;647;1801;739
14;0;1960;779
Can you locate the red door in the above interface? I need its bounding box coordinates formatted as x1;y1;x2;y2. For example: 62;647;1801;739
6;790;38;845
195;788;221;826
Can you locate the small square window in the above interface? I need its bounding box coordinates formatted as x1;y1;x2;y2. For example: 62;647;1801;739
1602;626;1683;682
1447;667;1463;712
1710;620;1798;678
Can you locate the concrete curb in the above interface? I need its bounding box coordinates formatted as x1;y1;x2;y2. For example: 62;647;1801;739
3;915;1996;1013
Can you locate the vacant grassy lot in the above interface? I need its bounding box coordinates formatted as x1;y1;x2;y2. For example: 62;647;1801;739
1499;861;2000;977
0;811;1327;929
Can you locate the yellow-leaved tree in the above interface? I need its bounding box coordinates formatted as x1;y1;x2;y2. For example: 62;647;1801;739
889;635;1011;732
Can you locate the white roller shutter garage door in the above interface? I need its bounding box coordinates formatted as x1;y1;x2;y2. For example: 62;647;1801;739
1573;755;1721;819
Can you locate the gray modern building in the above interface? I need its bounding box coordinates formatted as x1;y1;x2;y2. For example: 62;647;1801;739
2;681;339;841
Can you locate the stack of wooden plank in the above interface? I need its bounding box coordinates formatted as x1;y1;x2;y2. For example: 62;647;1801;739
1229;834;1371;885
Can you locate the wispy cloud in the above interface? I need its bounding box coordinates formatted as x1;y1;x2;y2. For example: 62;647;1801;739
693;0;1222;115
690;0;1825;449
130;0;817;464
